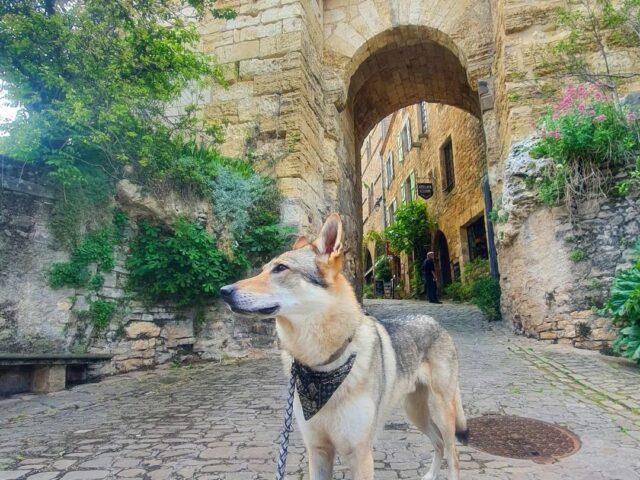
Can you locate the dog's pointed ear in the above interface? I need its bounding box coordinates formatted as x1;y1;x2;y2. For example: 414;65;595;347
313;213;343;256
292;235;309;250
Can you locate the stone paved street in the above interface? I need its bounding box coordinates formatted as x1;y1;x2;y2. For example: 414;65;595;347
1;300;640;480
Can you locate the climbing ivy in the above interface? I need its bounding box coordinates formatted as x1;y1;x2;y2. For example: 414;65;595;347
48;209;127;289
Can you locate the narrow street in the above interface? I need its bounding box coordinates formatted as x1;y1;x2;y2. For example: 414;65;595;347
1;300;639;479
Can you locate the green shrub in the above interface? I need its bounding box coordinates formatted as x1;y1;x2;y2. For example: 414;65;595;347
89;300;116;332
384;201;435;255
569;248;587;262
126;218;244;308
374;256;392;282
463;258;490;284
410;262;423;299
443;281;471;302
529;85;639;206
470;277;502;321
363;283;375;299
49;262;91;289
604;241;640;365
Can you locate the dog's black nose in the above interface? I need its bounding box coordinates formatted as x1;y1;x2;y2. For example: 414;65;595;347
219;285;235;299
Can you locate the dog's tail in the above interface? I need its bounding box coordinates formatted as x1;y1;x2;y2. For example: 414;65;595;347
454;387;469;445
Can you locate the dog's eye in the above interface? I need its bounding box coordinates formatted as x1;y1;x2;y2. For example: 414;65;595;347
272;264;289;273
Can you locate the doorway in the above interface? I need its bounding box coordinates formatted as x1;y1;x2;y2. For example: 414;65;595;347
435;231;452;287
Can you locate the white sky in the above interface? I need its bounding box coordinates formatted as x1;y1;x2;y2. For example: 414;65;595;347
0;86;19;132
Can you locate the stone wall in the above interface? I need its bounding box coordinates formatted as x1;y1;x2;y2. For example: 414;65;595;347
0;160;277;376
496;139;639;349
0;159;71;352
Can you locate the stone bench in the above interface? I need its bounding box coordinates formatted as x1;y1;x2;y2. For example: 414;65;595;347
0;353;112;396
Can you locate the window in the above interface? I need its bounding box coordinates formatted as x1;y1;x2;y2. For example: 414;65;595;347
467;216;489;261
409;170;416;200
441;138;455;192
419;101;428;135
366;138;371;160
367;184;374;215
385;152;394;188
397;121;412;161
401;172;415;204
389;199;397;225
403;121;412;151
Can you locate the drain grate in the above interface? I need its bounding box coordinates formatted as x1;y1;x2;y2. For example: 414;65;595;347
467;415;581;464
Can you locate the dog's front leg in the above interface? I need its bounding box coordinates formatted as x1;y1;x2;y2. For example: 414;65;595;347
347;446;374;480
308;445;335;480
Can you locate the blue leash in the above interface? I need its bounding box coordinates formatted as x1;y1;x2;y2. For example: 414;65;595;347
275;367;297;480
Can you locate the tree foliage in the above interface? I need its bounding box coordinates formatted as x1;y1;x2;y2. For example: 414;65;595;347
126;218;243;308
384;201;434;255
0;0;232;191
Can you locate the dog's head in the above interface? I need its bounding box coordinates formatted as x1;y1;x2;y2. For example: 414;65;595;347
219;213;347;319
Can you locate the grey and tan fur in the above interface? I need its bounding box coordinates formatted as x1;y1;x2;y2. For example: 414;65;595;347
220;213;468;480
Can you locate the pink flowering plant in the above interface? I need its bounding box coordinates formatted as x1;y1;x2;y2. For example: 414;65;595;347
529;84;639;206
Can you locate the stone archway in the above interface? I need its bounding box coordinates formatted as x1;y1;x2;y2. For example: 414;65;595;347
345;26;482;148
196;0;640;350
335;24;492;295
201;0;496;294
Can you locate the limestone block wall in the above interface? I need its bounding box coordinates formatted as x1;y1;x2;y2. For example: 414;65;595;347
200;0;362;288
496;140;640;349
0;161;72;352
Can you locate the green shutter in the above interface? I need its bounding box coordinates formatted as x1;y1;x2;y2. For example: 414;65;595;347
397;136;404;162
400;184;406;204
410;171;416;199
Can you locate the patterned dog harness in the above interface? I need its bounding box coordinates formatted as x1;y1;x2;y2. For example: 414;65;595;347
275;350;356;480
293;354;357;420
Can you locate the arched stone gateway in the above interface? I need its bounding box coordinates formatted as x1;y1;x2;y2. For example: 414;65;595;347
203;0;640;349
345;26;482;148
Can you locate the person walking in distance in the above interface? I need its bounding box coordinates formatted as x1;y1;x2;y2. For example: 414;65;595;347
422;251;441;304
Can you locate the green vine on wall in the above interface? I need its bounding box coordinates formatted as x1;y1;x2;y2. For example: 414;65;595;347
48;209;127;290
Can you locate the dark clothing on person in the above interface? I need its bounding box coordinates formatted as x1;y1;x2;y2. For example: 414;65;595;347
422;257;440;303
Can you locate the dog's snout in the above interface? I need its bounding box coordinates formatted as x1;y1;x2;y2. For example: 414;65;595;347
219;285;235;299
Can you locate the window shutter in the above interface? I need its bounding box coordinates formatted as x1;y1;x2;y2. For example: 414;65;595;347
410;171;416;200
420;101;428;134
400;184;406;204
406;122;412;149
397;135;404;162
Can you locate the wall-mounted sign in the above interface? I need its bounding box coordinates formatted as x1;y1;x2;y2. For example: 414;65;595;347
418;183;434;200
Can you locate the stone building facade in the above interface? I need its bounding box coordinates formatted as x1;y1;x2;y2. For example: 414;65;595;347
361;103;487;295
200;0;640;349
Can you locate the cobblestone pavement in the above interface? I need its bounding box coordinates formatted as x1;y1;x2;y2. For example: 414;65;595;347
1;300;640;480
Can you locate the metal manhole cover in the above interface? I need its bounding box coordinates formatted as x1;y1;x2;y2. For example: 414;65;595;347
467;415;581;464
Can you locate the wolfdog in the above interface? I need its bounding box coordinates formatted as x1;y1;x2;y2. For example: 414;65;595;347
220;213;468;480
